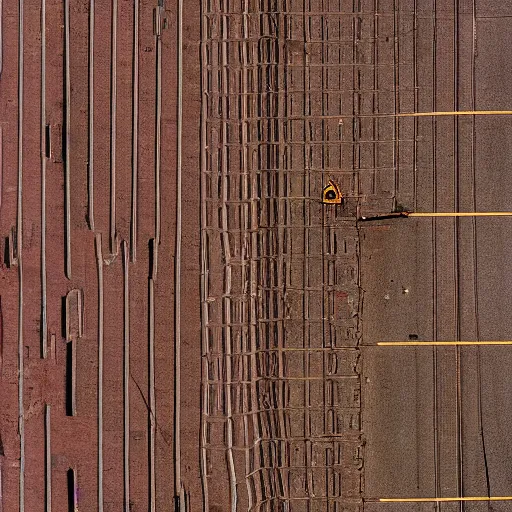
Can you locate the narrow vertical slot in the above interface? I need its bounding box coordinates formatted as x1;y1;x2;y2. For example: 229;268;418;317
44;405;51;512
65;341;76;416
61;296;67;339
0;433;4;512
0;296;3;371
65;342;72;415
3;238;9;268
148;238;155;279
45;125;51;158
67;468;77;511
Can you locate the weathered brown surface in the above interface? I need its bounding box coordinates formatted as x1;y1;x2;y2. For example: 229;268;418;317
0;0;196;510
200;2;364;510
4;0;512;510
361;1;512;509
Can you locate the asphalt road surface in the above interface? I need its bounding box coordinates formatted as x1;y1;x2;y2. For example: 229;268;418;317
362;1;512;510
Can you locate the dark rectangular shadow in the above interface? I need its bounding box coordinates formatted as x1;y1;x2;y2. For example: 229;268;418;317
3;237;9;268
148;238;155;279
61;296;67;340
65;342;73;416
45;125;51;159
67;468;76;512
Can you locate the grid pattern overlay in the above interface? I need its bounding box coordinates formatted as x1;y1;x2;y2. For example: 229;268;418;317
200;1;412;510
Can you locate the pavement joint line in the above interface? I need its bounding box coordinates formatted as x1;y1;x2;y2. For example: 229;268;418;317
376;497;512;502
377;341;512;346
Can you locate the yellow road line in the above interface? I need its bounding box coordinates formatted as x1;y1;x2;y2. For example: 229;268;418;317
378;341;512;346
379;497;512;502
397;110;512;117
334;110;512;119
409;212;512;217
